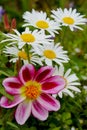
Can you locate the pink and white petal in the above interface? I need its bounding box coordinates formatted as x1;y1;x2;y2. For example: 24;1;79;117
0;95;25;108
34;66;55;82
42;76;65;94
3;77;22;95
37;93;60;111
15;100;32;125
19;64;35;84
32;100;48;121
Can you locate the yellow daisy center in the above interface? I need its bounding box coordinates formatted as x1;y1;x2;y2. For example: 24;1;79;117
43;50;56;59
20;33;35;42
18;51;28;60
62;17;74;25
21;81;41;100
36;20;49;29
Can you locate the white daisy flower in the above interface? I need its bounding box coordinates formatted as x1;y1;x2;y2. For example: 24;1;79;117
1;27;53;49
83;85;87;91
51;8;87;31
3;46;43;65
53;65;81;98
32;42;69;66
22;9;61;36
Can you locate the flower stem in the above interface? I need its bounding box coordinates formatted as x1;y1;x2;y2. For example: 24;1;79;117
61;26;67;45
26;44;31;63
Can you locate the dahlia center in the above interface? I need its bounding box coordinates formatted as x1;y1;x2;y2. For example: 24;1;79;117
18;51;27;60
43;50;56;59
36;20;49;29
22;81;41;99
62;17;74;25
20;33;35;42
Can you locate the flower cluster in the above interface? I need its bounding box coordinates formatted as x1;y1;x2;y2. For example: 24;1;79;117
0;8;86;125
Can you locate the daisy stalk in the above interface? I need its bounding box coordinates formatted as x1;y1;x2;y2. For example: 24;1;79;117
25;44;31;63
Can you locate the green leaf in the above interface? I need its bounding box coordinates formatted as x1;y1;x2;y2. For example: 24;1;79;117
29;127;37;130
6;121;19;129
51;127;61;130
0;70;11;77
0;86;13;100
62;112;71;121
66;119;72;125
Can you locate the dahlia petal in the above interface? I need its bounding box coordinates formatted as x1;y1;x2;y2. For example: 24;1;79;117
0;95;25;108
3;77;22;95
32;100;48;121
15;100;32;125
42;76;65;94
19;64;35;84
37;93;60;111
35;66;55;82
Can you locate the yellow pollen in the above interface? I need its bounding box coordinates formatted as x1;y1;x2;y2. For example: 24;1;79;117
62;17;74;25
21;81;41;100
36;20;49;29
20;33;35;42
18;51;27;60
43;50;56;59
62;76;68;88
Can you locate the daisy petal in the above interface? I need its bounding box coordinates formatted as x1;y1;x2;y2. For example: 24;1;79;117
37;93;60;111
0;95;25;108
63;89;74;97
19;64;35;84
32;100;48;121
15;101;32;125
64;69;71;78
67;74;78;82
68;86;81;92
3;77;22;95
58;91;63;98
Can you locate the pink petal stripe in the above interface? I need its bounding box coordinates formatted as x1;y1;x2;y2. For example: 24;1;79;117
15;100;32;125
0;95;25;108
42;76;65;94
19;64;35;84
35;66;55;82
32;100;48;121
37;93;60;111
3;77;22;95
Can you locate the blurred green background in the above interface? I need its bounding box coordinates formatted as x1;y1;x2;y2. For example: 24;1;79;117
0;0;87;130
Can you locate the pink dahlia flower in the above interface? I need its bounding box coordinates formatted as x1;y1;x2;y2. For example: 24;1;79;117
0;64;65;125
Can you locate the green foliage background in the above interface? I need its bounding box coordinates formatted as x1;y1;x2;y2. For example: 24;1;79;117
0;0;87;130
